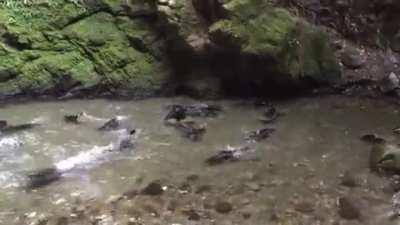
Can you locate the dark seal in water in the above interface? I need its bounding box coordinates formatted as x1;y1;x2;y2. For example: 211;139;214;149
0;120;40;135
98;118;120;131
164;103;222;121
206;146;255;166
26;168;61;189
246;127;275;142
64;113;83;124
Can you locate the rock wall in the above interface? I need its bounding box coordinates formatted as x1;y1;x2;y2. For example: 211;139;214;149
0;0;342;99
0;0;168;99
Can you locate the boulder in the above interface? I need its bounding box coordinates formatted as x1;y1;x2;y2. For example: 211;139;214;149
0;0;168;98
206;0;341;86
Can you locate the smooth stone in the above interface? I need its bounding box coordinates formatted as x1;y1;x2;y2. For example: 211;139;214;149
215;201;233;214
141;181;164;196
341;47;365;69
294;201;315;213
340;171;359;188
338;197;361;220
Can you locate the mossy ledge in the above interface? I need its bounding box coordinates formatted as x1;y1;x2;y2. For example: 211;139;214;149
0;0;341;100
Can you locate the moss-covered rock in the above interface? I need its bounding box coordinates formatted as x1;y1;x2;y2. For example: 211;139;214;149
208;0;340;84
0;0;169;98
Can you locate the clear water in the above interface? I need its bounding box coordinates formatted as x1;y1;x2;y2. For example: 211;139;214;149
0;96;399;225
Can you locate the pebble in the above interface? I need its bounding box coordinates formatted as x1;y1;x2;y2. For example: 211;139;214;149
215;201;233;214
294;201;315;213
245;182;261;192
142;181;164;196
338;197;361;220
340;171;359;188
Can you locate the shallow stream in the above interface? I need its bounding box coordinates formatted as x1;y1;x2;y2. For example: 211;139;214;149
0;96;399;225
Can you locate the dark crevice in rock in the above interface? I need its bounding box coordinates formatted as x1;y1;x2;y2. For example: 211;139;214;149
60;9;106;30
2;32;31;50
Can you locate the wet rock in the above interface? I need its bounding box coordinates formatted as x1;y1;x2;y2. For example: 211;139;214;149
361;134;386;144
241;211;252;219
246;127;275;142
178;182;192;194
340;171;359;187
98;118;120;131
181;209;201;221
392;191;400;216
141;181;164;196
215;201;233;214
389;175;400;192
186;174;199;182
338;197;362;220
195;184;212;194
26;167;61;189
341;47;366;69
380;72;400;94
50;216;68;225
64;113;82;124
205;145;255;166
122;189;139;199
245;182;261;192
294;201;315;214
393;127;400;135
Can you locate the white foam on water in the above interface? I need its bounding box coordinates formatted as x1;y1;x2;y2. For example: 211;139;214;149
0;136;22;149
0;171;21;189
55;144;114;172
31;116;46;124
81;112;108;122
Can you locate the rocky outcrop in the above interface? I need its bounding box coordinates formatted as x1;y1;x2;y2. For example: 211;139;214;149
0;0;168;99
204;0;340;88
0;0;342;99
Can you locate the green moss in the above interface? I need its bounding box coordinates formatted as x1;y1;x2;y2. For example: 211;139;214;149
0;0;167;97
63;12;125;45
9;51;99;92
279;22;340;81
209;0;340;83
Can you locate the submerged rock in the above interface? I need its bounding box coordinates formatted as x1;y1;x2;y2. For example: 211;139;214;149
141;181;164;196
338;197;362;220
215;201;233;214
340;171;359;188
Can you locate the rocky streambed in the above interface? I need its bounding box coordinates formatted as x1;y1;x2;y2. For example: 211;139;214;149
0;96;399;225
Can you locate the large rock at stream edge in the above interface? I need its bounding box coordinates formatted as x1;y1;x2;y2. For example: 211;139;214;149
207;0;341;86
0;1;168;98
